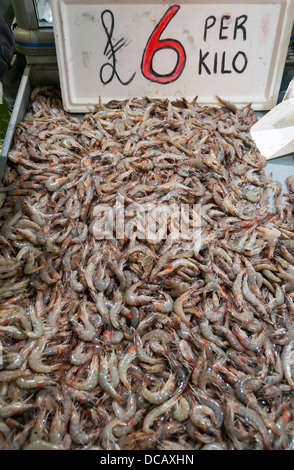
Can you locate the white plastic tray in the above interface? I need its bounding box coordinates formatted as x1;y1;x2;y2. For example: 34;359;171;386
51;0;294;113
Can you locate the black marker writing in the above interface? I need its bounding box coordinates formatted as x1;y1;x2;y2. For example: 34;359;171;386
203;14;248;42
234;15;248;41
100;9;136;86
198;50;248;75
200;14;248;76
219;15;230;40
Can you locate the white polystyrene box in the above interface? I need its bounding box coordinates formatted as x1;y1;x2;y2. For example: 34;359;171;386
51;0;294;113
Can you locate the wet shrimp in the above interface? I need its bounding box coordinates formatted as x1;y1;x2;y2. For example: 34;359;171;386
141;373;176;405
0;88;294;450
98;354;124;403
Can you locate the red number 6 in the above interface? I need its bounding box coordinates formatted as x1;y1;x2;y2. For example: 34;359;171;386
141;5;186;84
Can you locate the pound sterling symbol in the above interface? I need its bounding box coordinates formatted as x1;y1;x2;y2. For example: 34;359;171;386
100;9;136;86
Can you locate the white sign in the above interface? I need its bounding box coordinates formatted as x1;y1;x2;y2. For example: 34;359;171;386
51;0;294;112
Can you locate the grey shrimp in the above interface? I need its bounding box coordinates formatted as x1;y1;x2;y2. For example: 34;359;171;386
143;393;181;432
124;281;153;307
28;336;61;373
141;373;176;405
281;340;294;389
98;354;124;403
109;289;123;329
173;284;201;326
26;305;45;339
101;419;126;450
118;345;137;390
0;402;38;419
67;355;99;391
69;341;93;366
69;407;95;445
172;396;190;422
190;404;219;436
112;394;137;420
70;303;97;342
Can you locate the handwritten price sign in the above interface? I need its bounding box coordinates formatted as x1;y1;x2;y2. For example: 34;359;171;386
52;0;294;112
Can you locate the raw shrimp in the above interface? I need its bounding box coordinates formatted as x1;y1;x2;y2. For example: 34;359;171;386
28;336;61;373
0;87;293;450
141;373;175;405
98;354;124;402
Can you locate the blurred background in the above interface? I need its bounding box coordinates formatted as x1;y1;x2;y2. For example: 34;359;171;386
0;102;10;154
0;0;21;153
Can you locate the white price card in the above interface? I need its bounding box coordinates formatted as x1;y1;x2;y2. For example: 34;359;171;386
51;0;294;112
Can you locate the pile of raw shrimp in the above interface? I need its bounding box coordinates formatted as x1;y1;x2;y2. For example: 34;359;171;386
0;86;294;450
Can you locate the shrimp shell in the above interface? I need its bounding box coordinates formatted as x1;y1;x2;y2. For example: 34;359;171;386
1;88;294;451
